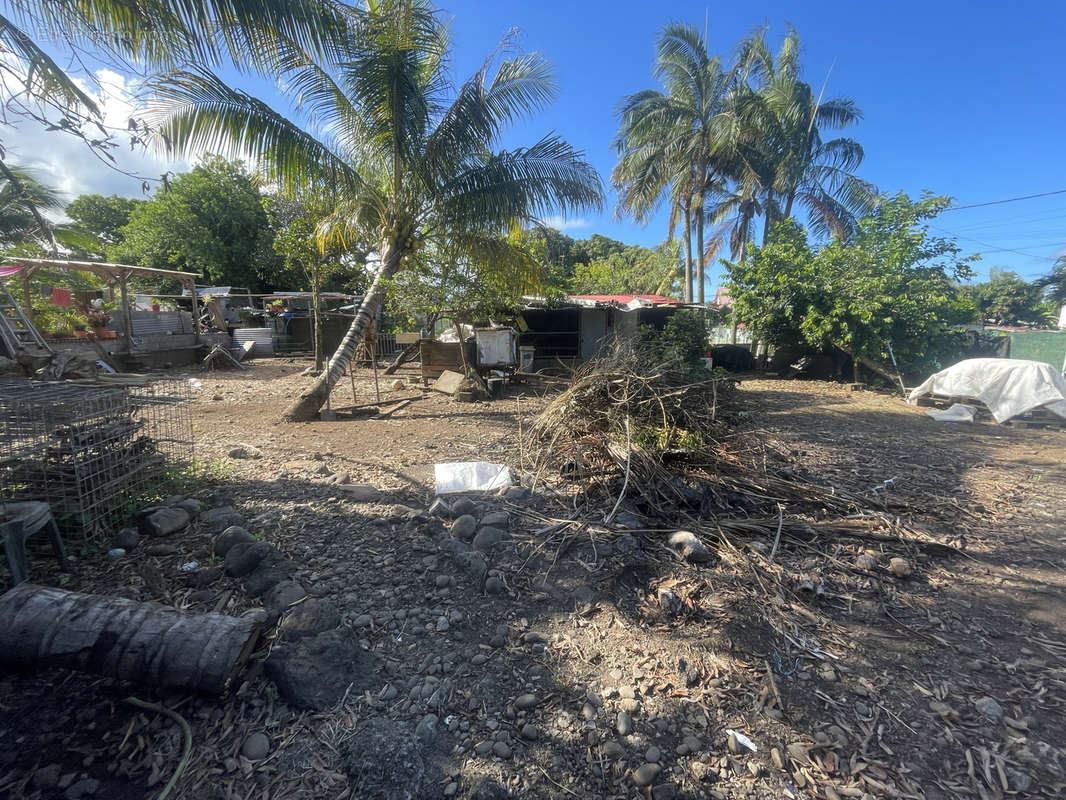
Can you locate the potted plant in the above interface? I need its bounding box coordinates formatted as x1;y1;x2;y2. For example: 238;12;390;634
86;310;113;338
72;322;88;339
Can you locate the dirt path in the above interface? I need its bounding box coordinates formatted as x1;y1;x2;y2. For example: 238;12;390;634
2;363;1064;799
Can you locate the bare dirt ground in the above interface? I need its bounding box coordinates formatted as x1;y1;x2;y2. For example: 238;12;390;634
2;360;1065;800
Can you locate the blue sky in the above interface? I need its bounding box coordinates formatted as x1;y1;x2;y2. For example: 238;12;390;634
4;0;1064;293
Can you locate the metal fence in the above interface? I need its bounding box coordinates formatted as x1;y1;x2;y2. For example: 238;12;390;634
0;378;193;542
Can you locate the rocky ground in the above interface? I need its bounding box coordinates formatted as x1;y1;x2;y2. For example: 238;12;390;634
1;360;1064;800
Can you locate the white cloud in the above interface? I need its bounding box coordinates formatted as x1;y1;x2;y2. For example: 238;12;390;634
0;68;194;204
541;215;591;232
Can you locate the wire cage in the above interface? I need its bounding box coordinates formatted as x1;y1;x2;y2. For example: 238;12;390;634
0;378;194;542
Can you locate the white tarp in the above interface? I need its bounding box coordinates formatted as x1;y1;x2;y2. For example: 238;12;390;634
434;461;512;494
925;403;978;423
908;358;1066;423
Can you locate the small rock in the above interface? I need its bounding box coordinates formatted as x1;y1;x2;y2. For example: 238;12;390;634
668;530;712;563
224;541;272;577
336;484;379;502
227;444;263;459
1006;767;1032;792
492;741;512;759
771;746;787;770
974;696;1005;721
188;589;216;604
33;764;61;789
146;543;178;557
176;498;203;516
480;511;510;529
614;511;645;529
436;616;450;632
353;614;373;628
646;746;661;762
633;763;662;786
64;778;99;800
515;693;538;710
390;379;406;391
854;553;879;570
652;784;677;800
521;723;539;740
265;581;308;615
429;498;452;518
191;566;224;587
143;507;190;536
601;741;625;759
241;732;271;760
444;781;458;796
111;528;140;551
451;515;478;540
435;574;455;588
484;576;505;594
472;526;508;552
581;702;597;721
887;557;912;578
106;548;126;561
415;714;438;745
682;734;701;752
616;711;634;736
451;497;478;516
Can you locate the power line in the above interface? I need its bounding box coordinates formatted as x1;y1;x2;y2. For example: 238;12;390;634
944;188;1066;211
928;224;1064;261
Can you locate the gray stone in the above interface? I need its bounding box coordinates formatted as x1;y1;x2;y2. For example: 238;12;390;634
616;711;634;736
1006;768;1032;792
434;574;455;588
521;723;539;740
479;511;510;529
146;543;178;557
668;530;712;563
191;566;223;587
974;696;1005;721
455;551;487;579
143;507;190;537
646;745;661;762
201;505;239;524
472;526;508;552
227;444;263;459
475;740;493;756
633;763;661;786
601;741;625;760
503;486;530;502
214;525;255;556
64;778;99;799
613;512;645;530
266;580;307;615
244;564;294;598
188;589;216;604
354;614;373;628
515;693;538;710
267;630;377;710
451;498;477;516
888;556;913;578
336;484;379;502
484;576;505;594
450;515;478;540
491;741;512;759
33;764;61;789
415;713;438;746
224;541;272;577
106;548;126;561
652;783;677;800
176;498;202;517
241;732;271;760
111;528;140;551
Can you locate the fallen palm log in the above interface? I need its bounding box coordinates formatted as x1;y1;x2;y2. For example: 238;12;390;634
0;584;262;694
382;341;420;375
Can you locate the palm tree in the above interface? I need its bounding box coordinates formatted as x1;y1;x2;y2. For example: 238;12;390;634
150;0;602;420
612;23;737;305
736;25;876;241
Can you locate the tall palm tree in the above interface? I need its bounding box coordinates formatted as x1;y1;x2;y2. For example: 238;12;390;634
736;25;876;241
612;23;737;305
150;0;602;420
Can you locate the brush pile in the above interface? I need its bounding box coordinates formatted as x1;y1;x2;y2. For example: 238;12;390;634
527;339;900;525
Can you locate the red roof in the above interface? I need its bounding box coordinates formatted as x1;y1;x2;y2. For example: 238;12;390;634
567;294;682;305
712;287;732;307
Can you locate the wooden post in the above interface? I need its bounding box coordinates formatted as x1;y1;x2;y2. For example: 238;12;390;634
187;280;201;344
119;271;134;354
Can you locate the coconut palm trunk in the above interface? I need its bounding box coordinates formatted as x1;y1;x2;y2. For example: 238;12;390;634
284;243;403;421
696;203;706;304
683;203;693;303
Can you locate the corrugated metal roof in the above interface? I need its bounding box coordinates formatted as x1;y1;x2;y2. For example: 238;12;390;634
567;294;681;306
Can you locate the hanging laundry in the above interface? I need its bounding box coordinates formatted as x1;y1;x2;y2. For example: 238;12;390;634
51;287;72;306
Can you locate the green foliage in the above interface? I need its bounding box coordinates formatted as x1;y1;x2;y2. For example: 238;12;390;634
261;194;366;293
728;193;977;371
636;308;710;374
963;268;1051;327
1035;255;1066;308
65;193;143;256
111;155;275;288
569;241;680;296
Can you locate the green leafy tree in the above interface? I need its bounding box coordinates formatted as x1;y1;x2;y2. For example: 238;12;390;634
729;193;977;380
151;0;602;420
65;194;143;256
964;268;1049;327
569;241;680;296
112;156;275;288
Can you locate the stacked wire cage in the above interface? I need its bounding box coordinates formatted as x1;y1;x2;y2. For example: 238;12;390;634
0;378;193;542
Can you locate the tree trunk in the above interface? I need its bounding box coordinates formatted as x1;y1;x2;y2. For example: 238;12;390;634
682;203;693;304
762;193;774;245
312;258;324;371
0;584;261;695
696;206;706;305
783;191;796;222
283;243;404;421
383;340;419;375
